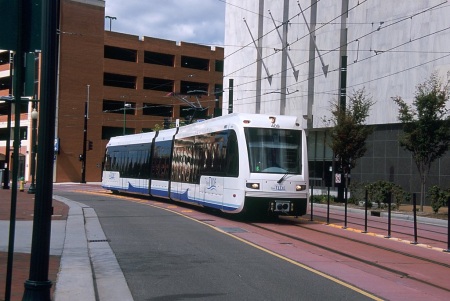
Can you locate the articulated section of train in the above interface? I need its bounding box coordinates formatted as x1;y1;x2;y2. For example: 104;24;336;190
102;113;309;217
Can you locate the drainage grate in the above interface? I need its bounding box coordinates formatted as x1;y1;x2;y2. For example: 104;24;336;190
217;227;247;233
88;239;109;243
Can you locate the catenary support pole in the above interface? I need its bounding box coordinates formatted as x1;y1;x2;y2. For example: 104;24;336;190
23;0;60;299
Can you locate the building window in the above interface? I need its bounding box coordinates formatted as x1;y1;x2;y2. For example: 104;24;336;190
103;100;136;114
104;73;136;89
143;77;174;92
102;126;133;139
181;56;209;71
104;45;137;62
0;76;9;91
143;103;172;117
144;51;174;66
180;81;208;94
214;84;223;97
215;60;224;72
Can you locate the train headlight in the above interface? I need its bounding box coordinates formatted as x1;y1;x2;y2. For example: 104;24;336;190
296;185;305;191
246;183;260;189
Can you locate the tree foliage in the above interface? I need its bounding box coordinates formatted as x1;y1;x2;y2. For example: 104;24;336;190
427;185;450;214
328;88;374;174
392;72;450;210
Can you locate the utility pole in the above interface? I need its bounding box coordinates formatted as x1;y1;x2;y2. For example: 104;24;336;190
337;0;349;203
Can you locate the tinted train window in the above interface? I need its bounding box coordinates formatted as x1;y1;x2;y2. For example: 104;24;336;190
104;144;151;178
245;128;301;174
152;140;172;181
171;129;239;183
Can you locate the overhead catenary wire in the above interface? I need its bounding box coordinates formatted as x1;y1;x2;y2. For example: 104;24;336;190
224;0;449;98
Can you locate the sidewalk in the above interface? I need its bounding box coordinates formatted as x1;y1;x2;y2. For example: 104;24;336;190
0;185;68;301
0;183;133;301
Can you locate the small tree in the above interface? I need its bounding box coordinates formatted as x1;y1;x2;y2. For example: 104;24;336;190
427;185;450;214
392;72;450;211
328;88;375;182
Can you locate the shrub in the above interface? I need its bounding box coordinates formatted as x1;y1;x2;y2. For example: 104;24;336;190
365;180;410;210
349;181;368;204
311;194;336;204
427;185;449;214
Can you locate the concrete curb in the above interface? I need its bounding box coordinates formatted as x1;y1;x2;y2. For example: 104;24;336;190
53;195;133;301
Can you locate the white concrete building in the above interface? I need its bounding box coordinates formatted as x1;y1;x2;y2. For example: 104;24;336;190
223;0;450;197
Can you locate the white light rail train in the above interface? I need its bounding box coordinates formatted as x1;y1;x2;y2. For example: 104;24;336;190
102;113;309;217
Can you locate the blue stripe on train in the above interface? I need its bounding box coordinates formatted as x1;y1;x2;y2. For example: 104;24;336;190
105;183;239;212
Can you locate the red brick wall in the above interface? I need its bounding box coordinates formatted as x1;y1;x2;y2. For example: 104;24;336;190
55;0;224;182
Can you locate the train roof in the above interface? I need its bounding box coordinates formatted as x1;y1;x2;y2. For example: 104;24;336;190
177;113;300;130
106;113;301;147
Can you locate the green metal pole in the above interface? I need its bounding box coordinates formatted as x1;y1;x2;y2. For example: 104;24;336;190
4;0;24;299
23;0;59;299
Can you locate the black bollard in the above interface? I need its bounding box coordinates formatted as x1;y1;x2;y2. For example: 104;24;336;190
411;193;418;245
362;189;368;233
343;186;348;229
310;185;314;221
326;186;330;224
444;196;450;252
385;192;392;238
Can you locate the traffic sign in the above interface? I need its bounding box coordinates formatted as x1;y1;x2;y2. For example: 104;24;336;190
0;0;42;51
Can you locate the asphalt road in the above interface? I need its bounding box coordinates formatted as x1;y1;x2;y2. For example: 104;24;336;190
57;190;375;301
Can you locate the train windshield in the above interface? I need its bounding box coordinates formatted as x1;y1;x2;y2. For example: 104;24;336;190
245;128;302;174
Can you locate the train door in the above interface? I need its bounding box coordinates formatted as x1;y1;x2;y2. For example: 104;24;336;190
201;175;224;210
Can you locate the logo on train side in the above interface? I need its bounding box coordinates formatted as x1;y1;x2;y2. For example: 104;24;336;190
206;177;217;190
272;185;285;191
108;172;116;180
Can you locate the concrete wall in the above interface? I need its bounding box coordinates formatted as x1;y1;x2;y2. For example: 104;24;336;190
224;0;450;126
223;0;450;196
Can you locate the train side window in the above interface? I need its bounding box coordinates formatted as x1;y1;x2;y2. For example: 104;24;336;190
152;140;172;181
225;130;239;177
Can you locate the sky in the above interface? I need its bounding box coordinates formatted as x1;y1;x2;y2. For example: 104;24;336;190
104;0;226;46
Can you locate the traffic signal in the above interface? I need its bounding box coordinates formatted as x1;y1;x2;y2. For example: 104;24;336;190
79;154;84;161
88;140;93;150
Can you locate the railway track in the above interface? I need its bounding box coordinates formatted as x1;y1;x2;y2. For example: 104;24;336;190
310;206;448;247
60;186;450;300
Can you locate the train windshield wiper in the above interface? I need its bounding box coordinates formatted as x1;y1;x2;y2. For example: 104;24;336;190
277;171;290;184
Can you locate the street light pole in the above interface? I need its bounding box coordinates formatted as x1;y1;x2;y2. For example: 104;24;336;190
2;97;11;189
27;105;38;194
105;15;116;31
123;102;131;135
81;100;87;183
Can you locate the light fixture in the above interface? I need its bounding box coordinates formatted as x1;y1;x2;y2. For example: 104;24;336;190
246;183;260;189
